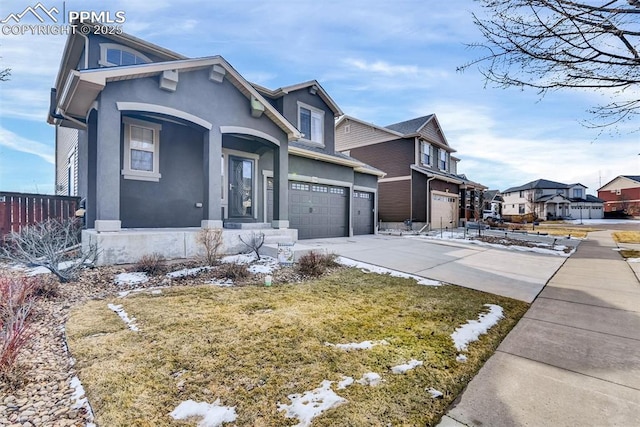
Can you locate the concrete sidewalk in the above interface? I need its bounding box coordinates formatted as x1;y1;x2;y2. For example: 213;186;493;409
439;231;640;426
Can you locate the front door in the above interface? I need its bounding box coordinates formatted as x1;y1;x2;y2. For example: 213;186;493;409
228;156;253;219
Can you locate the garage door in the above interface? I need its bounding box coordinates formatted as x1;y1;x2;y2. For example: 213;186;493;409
353;191;374;235
267;179;348;239
431;191;458;228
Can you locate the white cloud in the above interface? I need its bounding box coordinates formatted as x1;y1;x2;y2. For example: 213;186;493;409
0;126;54;164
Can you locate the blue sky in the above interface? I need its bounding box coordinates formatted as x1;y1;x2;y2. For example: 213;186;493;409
0;0;638;195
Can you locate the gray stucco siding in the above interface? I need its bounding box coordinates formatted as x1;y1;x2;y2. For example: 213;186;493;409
354;172;377;190
120;122;204;228
289;156;353;185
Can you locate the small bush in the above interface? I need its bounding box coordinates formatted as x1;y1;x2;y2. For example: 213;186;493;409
217;262;249;281
239;232;265;260
198;228;224;266
0;277;38;381
133;253;166;276
297;251;338;277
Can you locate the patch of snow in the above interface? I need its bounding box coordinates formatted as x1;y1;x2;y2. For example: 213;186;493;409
456;354;468;362
567;219;637;225
451;304;504;352
26;266;52;276
107;303;139;332
220;253;256;264
151;289;162;295
277;380;347;427
205;278;234;287
115;272;149;286
356;372;383;386
628;258;640;263
390;359;423;374
69;376;96;426
336;376;354;390
427;387;444;399
169;399;237;427
324;340;389;351
336;257;441;286
117;286;167;298
166;266;210;279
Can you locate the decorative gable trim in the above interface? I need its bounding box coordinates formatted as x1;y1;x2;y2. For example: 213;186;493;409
116;102;213;130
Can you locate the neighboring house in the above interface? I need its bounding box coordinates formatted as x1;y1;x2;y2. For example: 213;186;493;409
482;190;504;218
598;175;640;216
335;114;486;229
49;22;382;264
503;179;604;220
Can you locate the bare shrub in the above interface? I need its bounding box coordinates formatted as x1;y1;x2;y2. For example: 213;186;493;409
0;218;97;283
0;277;38;381
239;232;265;260
297;251;338;277
133;253;166;276
197;228;224;266
217;262;249;281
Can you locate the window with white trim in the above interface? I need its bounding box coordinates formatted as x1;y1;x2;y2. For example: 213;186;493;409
420;142;432;166
573;188;583;198
439;149;447;170
99;43;151;67
122;117;162;181
298;102;324;144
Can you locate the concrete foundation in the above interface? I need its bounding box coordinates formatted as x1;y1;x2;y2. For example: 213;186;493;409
83;227;298;265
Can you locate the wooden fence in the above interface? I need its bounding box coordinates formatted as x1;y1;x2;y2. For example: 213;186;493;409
0;192;81;238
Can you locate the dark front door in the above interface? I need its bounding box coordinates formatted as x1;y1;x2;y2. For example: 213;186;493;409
228;156;253;219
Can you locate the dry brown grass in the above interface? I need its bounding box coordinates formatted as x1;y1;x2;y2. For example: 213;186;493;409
613;231;640;244
519;223;601;238
66;269;529;427
620;249;640;259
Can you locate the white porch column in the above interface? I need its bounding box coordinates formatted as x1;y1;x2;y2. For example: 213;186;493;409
272;140;289;229
94;102;121;232
202;128;223;229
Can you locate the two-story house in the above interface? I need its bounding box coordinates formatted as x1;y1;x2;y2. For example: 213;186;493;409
503;179;604;220
335;114;486;229
598;176;640;217
49;22;382;264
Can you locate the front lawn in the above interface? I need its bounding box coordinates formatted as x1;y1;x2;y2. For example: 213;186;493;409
66;268;528;426
613;231;640;244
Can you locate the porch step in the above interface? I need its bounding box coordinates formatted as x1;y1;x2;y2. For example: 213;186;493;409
223;222;271;230
261;243;327;262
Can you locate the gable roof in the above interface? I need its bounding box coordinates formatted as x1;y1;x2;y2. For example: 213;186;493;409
253;80;343;117
484;190;503;202
50;56;302;141
54;21;186;94
623;175;640;183
335;114;404;138
289;141;385;177
385;115;434;134
504;179;570;193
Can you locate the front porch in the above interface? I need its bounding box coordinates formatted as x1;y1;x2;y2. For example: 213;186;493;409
84;227;298;265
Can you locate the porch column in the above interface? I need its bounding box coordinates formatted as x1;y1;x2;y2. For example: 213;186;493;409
202;128;223;228
94;102;121;232
272;140;289;229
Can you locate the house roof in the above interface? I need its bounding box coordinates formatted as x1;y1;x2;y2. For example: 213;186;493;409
54;21;186;94
484;190;503;202
289;141;385;177
598;175;640;191
385;115;434;134
253;80;343;117
411;164;463;185
50;56;303;141
504;179;570;193
570;195;605;203
623;175;640;183
535;194;570;202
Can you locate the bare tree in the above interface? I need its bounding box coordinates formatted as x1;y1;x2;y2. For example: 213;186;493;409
460;0;640;128
0;68;9;81
239;232;265;260
1;219;97;283
526;191;539;219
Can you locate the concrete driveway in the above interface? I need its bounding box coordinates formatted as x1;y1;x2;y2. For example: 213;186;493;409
303;234;567;302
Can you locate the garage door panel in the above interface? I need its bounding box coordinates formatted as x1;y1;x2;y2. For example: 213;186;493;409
288;182;348;239
353;191;374;235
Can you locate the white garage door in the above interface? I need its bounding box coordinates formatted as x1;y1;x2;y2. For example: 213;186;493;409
431;191;458;228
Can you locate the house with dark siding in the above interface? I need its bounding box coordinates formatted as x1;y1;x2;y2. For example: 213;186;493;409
49;22;382;264
598;175;640;217
335;114;486;229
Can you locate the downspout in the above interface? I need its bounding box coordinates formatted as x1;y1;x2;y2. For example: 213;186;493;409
425;176;435;230
78;32;89;70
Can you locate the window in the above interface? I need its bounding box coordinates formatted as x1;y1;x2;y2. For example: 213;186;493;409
99;43;151;67
421;142;432;166
439;149;447;170
519;190;524;198
573;188;583;198
298;102;324;144
122;117;161;181
556;189;564;195
518;204;525;214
